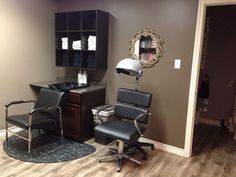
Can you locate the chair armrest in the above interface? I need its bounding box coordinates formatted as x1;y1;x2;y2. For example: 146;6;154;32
28;106;62;127
29;106;61;115
5;100;36;108
134;112;151;137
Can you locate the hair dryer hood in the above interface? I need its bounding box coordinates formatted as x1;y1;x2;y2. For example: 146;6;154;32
115;58;143;78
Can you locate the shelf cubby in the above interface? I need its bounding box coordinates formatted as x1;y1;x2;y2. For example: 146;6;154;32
82;51;96;69
68;12;81;31
56;32;68;50
55;9;108;70
69;50;81;67
82;10;96;31
55;13;67;31
56;50;69;66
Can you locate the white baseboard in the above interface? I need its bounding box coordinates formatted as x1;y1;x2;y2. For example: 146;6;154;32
140;137;186;157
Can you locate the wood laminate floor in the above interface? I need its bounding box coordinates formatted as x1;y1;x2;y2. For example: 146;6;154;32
0;124;236;177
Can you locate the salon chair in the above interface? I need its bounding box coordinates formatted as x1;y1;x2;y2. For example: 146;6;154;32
94;88;153;172
5;88;64;153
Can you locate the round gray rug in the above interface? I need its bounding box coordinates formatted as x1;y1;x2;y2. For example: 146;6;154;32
3;130;96;163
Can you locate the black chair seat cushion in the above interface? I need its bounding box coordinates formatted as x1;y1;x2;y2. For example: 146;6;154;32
94;119;145;144
7;113;56;130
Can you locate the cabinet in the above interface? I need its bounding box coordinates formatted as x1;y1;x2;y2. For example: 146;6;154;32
62;89;105;141
55;10;109;70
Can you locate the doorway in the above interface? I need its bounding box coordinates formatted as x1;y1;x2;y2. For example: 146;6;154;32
196;5;236;127
193;5;236;155
185;0;236;158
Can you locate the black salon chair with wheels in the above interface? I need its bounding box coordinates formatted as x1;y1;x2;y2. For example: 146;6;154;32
94;88;153;172
5;88;64;153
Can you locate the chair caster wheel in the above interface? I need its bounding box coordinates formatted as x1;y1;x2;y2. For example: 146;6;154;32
98;160;102;163
116;168;121;172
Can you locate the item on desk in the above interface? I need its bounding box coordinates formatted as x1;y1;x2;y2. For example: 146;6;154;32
77;71;83;84
48;81;89;92
81;71;87;84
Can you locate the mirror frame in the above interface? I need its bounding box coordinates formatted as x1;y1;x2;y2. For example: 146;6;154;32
129;28;163;68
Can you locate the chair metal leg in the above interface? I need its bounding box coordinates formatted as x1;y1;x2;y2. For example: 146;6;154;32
28;127;32;154
109;148;117;154
98;154;118;162
134;144;148;160
117;140;124;154
5;108;8;146
59;108;64;144
116;158;122;172
122;154;141;165
60;126;64;144
28;114;33;154
5;122;8;146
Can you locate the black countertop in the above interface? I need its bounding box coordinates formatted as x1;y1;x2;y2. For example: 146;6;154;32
30;80;106;94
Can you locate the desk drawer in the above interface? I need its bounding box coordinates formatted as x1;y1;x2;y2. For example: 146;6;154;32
64;92;80;104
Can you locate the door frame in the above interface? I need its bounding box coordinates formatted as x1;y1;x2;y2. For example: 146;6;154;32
184;0;236;157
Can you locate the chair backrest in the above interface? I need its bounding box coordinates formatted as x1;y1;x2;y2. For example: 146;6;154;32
34;88;65;109
115;88;152;124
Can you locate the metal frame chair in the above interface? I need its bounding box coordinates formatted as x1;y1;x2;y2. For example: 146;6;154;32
5;88;64;153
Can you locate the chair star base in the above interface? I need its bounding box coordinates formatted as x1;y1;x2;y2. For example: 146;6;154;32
98;140;141;172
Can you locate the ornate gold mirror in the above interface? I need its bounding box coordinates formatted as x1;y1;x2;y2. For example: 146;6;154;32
129;29;163;68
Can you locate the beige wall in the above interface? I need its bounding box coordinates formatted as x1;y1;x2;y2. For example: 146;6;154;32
0;0;57;129
57;0;198;148
0;0;198;148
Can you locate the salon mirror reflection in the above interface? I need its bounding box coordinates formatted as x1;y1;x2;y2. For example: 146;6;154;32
129;29;163;68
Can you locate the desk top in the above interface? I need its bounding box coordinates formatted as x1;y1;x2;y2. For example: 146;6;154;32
30;80;106;94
